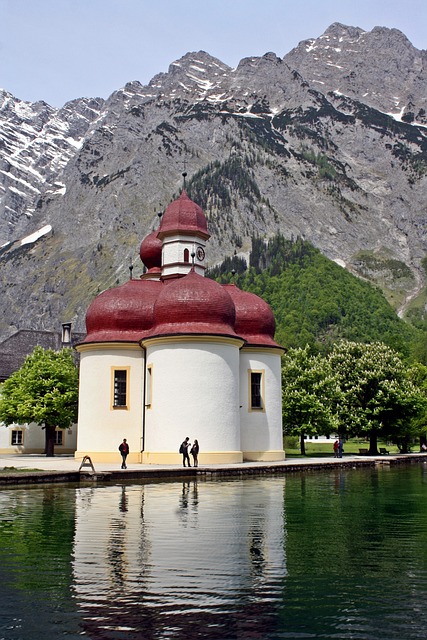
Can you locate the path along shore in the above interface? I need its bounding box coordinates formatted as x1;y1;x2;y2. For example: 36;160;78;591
0;452;426;486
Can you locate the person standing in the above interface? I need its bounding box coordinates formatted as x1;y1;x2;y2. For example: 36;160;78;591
119;438;129;469
333;440;339;458
180;437;191;467
338;437;344;458
191;439;199;467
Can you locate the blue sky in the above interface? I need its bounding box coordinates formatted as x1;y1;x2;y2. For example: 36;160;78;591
1;0;426;108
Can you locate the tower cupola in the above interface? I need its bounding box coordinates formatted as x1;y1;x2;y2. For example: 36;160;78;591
157;190;210;278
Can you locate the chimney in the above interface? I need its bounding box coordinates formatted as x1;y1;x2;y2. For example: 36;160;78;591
61;322;72;347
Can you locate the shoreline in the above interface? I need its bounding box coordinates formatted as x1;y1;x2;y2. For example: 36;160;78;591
0;452;426;486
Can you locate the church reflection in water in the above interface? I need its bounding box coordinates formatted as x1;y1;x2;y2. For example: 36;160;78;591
72;478;287;638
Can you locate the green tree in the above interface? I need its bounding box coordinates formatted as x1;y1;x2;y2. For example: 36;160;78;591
404;362;427;448
282;346;340;454
210;233;422;356
327;341;426;454
0;346;79;457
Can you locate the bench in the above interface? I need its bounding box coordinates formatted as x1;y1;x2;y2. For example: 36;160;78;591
359;448;369;455
379;447;390;455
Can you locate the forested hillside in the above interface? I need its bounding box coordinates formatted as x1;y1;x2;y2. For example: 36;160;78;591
209;235;426;361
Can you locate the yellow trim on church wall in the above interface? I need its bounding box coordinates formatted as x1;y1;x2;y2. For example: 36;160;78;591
75;451;140;464
142;335;245;349
243;450;285;462
241;346;285;356
73;450;284;464
76;341;283;355
76;342;143;353
141;451;243;464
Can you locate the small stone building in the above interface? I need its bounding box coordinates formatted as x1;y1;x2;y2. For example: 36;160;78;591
0;327;82;453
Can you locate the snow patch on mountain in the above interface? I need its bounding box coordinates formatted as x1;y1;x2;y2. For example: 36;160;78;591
0;92;104;243
20;224;52;246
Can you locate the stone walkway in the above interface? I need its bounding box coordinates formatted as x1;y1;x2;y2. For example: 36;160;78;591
0;451;425;479
0;451;389;472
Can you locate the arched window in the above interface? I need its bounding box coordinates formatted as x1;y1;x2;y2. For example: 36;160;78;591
184;248;189;262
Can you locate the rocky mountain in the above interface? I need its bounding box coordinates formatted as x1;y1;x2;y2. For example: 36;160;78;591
285;23;427;121
0;22;426;340
0;92;104;240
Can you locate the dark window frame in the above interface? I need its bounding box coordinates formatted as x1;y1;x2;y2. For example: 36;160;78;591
112;368;129;409
11;430;23;445
250;371;264;410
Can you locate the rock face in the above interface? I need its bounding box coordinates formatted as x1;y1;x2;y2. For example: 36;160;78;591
284;23;427;122
0;91;104;241
0;23;426;338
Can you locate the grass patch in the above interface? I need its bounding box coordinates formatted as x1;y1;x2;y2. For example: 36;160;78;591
350;249;416;311
284;438;400;457
0;467;43;473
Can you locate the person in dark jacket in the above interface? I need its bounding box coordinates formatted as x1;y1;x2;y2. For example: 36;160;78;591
119;438;129;469
181;437;191;467
191;439;199;467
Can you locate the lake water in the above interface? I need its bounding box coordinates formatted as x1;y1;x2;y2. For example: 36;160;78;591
0;463;427;639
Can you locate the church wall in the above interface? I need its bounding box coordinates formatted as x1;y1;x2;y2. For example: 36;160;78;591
75;345;144;462
239;350;284;462
143;339;242;463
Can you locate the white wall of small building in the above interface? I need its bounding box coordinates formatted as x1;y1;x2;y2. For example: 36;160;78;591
0;421;77;454
304;434;338;443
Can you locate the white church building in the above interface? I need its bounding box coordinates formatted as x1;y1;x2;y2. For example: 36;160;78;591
75;190;284;464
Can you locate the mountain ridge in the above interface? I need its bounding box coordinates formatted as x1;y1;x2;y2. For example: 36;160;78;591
0;23;426;340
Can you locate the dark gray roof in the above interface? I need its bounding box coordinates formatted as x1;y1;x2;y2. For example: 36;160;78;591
0;329;85;381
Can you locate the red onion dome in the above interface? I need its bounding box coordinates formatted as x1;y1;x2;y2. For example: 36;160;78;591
144;270;239;339
223;284;281;348
139;230;162;270
157;190;210;240
83;279;162;343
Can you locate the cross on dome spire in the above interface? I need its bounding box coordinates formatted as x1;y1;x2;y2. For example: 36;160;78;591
182;158;188;190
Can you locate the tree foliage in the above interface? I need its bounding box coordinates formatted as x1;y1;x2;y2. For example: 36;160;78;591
0;346;79;456
282;346;340;454
327;341;427;453
210;233;424;359
187;156;261;211
211;235;427;450
281;341;427;454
